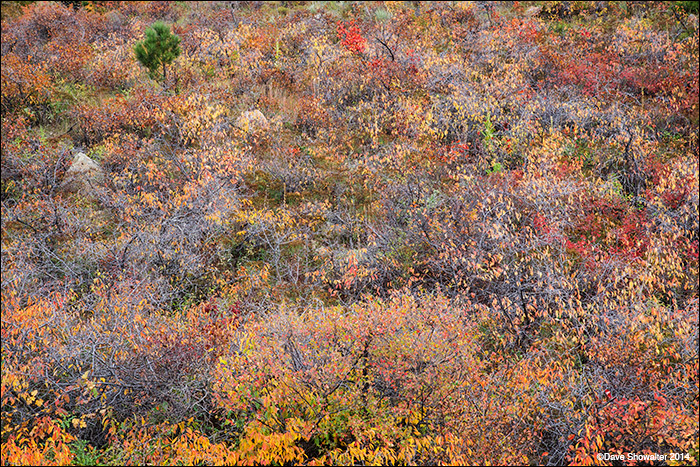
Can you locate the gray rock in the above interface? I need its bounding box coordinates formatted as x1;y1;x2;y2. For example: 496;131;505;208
235;109;270;134
524;6;542;17
61;152;105;194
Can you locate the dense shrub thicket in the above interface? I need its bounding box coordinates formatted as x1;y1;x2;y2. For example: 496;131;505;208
1;1;698;465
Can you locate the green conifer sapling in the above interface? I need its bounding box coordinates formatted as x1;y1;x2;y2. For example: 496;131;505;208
134;22;181;81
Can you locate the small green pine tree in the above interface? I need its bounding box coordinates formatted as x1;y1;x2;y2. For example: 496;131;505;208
134;22;181;81
676;1;699;14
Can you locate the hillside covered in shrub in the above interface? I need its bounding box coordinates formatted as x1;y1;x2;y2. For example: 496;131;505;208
1;1;698;465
